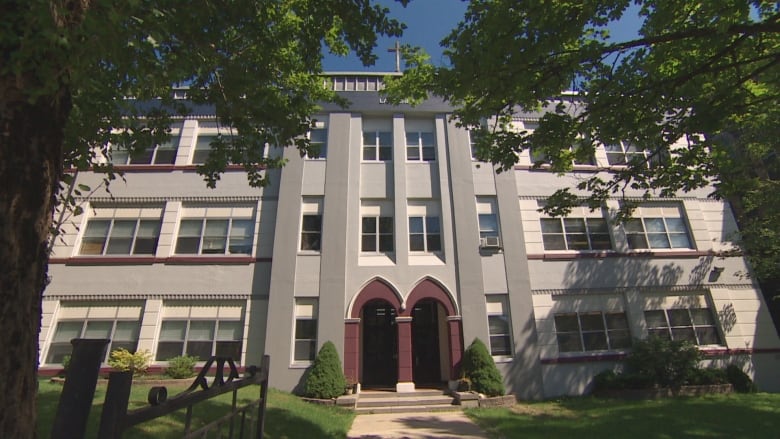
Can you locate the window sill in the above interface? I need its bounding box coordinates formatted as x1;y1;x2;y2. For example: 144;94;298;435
491;355;514;364
359;253;396;266
289;362;313;369
527;249;710;260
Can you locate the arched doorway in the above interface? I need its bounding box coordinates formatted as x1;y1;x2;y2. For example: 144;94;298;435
361;300;397;387
411;299;444;386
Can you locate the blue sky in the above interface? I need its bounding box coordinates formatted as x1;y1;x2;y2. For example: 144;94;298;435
322;0;642;73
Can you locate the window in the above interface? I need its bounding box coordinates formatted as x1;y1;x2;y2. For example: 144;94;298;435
363;131;392;161
624;204;692;250
486;296;512;356
554;312;632;353
530;141;595;166
605;140;667;167
409;216;441;252
477;197;499;241
306;128;327;159
469;130;481;160
192;135;216;164
111;136;179;165
80;217;161;256
156;320;243;361
362;216;393;253
300;198;323;252
645;308;722;346
406;131;435;161
541;218;612;251
47;319;140;364
294;299;318;362
175;218;254;255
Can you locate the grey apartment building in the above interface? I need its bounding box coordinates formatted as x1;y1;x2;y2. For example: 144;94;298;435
42;72;780;398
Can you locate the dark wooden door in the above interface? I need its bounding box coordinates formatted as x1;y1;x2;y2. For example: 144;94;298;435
412;300;441;385
362;302;397;386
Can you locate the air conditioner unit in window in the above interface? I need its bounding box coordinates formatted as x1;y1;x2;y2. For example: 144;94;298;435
480;236;501;249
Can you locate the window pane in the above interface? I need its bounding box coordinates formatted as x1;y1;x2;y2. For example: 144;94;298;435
134;220;161;254
186;342;213;359
159;321;187;341
53;321;84;342
202;219;228;254
671;327;697;343
378;234;394;252
645;218;666;233
541;219;563;233
378;132;392;146
489;335;511;356
426;234;441;252
579;313;605;331
154;141;178;164
362;235;376;252
378;217;393;233
583;332;609;351
479;214;498;235
176;219;203;254
605;313;629;330
215;341;242;360
623;219;645;233
407;146;420;160
563;218;586;233
644;310;667;328
228;219;254;254
80;220;111;255
542;235;566;250
189;321;215;340
217;321;243;340
669;233;691;248
302;215;321;232
696;327;721;345
648;233;671;248
129;147;154;165
626;234;649;249
405;132;418;146
409;235;425;251
409;217;424;233
294;340;316;362
425;217;440;233
84;321;112;338
667;309;692;327
295;320;317;340
665;217;687;233
156;342;184;360
690;308;715;325
608;330;632;349
420;132;434;146
488;315;509;335
106;220;136;254
114;321;140;341
554;314;579;332
422;146;435;161
556;333;583;352
362;217;376;233
566;233;590;250
590;234;613;250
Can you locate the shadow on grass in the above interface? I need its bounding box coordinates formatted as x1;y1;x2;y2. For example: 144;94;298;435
467;394;780;439
38;380;353;439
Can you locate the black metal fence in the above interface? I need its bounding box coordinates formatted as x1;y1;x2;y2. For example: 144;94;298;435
51;339;270;439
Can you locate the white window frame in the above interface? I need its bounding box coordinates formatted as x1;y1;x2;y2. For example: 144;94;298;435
538;203;612;251
362;130;393;161
304;120;328;160
174;206;255;256
293;298;318;364
553;311;632;353
405;131;435;162
644;308;722;346
477;197;500;242
46;319;141;364
155;301;245;362
78;206;163;256
111;134;181;166
486;295;513;357
624;204;693;250
300;198;323;252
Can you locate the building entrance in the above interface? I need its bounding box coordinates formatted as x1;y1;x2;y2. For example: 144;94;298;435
361;301;397;387
412;300;442;385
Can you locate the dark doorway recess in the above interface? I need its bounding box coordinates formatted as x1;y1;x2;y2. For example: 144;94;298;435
412;300;442;386
361;301;398;387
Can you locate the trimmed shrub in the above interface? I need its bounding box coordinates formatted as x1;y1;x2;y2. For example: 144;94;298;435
303;341;346;399
164;355;199;379
60;355;71;377
462;338;505;396
726;365;757;393
108;348;152;377
688;367;729;386
625;336;701;388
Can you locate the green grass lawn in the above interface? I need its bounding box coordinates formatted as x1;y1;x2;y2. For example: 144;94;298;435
37;378;355;438
466;393;780;439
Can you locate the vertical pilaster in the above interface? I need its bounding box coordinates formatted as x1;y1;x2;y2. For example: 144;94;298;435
395;316;414;392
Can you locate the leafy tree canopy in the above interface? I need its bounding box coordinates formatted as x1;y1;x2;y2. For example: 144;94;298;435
386;0;780;281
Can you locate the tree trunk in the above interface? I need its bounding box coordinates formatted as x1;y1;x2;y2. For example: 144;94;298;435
0;80;69;436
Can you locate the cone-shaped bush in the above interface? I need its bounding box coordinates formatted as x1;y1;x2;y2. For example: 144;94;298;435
462;338;505;396
303;341;346;399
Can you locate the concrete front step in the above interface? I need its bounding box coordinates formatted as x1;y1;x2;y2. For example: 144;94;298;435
355;404;459;414
352;389;458;414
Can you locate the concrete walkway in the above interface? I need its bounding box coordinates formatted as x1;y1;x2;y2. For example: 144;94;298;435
347;411;489;439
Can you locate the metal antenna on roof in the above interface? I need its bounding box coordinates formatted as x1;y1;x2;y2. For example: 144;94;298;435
388;40;401;73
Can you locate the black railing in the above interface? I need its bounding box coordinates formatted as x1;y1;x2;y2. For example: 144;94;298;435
51;339;269;439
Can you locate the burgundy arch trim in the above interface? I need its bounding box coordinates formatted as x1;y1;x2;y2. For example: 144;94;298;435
403;278;456;317
350;279;402;318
